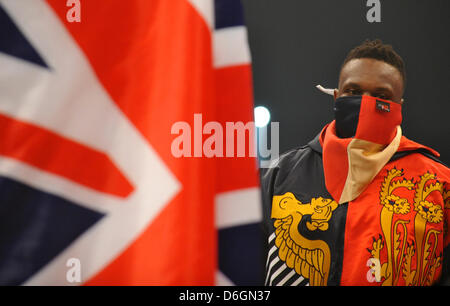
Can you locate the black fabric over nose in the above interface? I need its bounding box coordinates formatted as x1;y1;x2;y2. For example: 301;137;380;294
333;96;363;138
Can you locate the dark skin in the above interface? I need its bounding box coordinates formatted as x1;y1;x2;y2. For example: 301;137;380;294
334;58;404;104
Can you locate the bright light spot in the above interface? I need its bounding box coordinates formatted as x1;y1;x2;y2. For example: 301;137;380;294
254;106;271;128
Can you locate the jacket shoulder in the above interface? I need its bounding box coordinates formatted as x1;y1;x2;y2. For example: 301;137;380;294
389;149;450;183
261;145;317;181
259;144;322;234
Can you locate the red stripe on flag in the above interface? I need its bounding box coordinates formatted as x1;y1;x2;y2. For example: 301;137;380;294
46;0;217;284
0;114;134;198
215;65;260;193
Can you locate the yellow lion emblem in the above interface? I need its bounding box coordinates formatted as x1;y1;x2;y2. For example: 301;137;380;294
271;192;338;286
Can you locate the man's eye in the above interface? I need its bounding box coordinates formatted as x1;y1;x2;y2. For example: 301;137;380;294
345;89;361;95
374;93;389;100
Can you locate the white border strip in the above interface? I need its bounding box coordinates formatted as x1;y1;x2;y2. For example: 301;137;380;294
215;270;234;286
213;26;251;69
215;187;262;229
187;0;214;30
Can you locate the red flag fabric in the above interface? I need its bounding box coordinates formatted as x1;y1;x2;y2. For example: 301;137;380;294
0;0;261;285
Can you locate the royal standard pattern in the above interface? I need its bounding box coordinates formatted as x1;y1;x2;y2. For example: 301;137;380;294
367;168;449;285
262;130;449;286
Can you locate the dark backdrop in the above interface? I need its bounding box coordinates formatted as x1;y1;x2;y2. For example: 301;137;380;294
242;0;450;163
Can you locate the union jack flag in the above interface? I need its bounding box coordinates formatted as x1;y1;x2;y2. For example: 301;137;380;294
0;0;263;285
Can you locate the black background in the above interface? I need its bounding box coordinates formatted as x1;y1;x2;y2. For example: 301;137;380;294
242;0;450;163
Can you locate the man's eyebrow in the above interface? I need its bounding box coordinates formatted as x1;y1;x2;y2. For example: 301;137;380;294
342;82;361;88
373;87;393;93
342;83;393;92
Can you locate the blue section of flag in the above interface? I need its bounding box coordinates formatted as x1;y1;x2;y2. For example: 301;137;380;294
218;223;265;285
0;177;104;285
0;4;49;68
214;0;245;30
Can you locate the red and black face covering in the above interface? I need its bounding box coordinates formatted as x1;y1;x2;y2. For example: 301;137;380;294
322;95;403;203
334;95;402;145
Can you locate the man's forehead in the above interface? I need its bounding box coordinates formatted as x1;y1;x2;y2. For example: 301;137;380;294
339;58;403;91
339;58;403;87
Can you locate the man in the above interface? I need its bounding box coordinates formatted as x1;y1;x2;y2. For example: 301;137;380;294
261;39;449;286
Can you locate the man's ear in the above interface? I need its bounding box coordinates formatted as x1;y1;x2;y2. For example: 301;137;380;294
333;89;339;101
